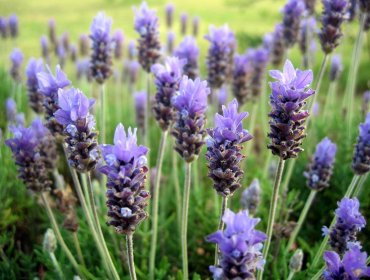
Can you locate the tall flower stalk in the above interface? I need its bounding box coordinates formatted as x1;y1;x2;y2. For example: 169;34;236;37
172;76;210;279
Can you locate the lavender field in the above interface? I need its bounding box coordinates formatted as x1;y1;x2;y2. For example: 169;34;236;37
0;0;370;279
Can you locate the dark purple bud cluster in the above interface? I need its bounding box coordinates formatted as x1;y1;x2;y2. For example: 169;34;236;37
282;0;305;48
268;60;315;159
329;55;343;81
232;52;253;106
134;91;147;135
113;29;124;60
26;58;45;114
270;24;287;67
100;124;150;234
8;14;18;38
206;99;253;196
174;36;199;80
352;113;370;175
9;48;23;82
250;47;270;101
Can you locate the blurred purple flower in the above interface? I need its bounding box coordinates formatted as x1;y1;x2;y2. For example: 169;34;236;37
79;34;90;56
8;14;18;38
134;91;147;134
192;16;200;37
251;47;270;100
26;58;45;114
217;86;228;113
329;55;343;81
40;36;50;62
0;17;8;38
232;52;253;105
6;98;17;124
9;48;23;82
70;44;77;62
128;40;136;60
165;3;174;28
166;31;175;54
241;179;261;215
174;36;199;79
48;19;56;45
270;24;286;67
180;12;188;35
113;29;124;60
282;0;305;48
352;113;370;174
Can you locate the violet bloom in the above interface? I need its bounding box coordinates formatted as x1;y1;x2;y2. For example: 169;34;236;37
26;58;45;114
126;60;140;86
323;246;370;280
282;0;305;48
76;58;92;82
180;12;188;35
134;91;147;135
268;59;315;159
54;88;99;172
6;98;17;124
207;209;266;279
8;14;18;38
57;42;66;69
174;36;199;80
40;36;50;63
165;3;174;28
0;17;7;38
324;198;366;254
151;56;186;131
270;24;286;67
299;17;317;65
352;113;370;175
206;99;253;196
232;52;253;106
205;25;236;90
9;48;23;82
304;137;337;191
61;32;70;53
100;124;150;234
79;34;89;56
192;16;200;37
329;55;343;82
113;29;124;60
166;31;175;54
251;47;270;100
241;179;261;215
48;19;56;45
319;0;348;54
217;86;228;113
172;76;210;162
6;118;57;192
90;12;113;84
37;65;71;135
134;2;161;72
128;40;136;60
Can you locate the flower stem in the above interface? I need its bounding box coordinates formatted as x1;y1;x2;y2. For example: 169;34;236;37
100;84;106;144
352;174;368;198
287;190;317;251
245;102;258;156
49;252;64;280
257;158;285;280
172;146;182;234
72;232;85;267
323;81;338;121
149;130;168;280
181;162;192;280
144;73;151;150
287;270;295;280
40;192;81;276
311;266;325;280
214;196;228;265
127;234;137;280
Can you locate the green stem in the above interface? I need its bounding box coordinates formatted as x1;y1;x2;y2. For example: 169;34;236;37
245;102;258;156
127;234;137;280
40;193;81;276
172;148;182;235
323;81;338;121
214;196;228;265
72;232;85;267
258;158;286;280
100;84;106;144
287;271;295;280
149;130;168;280
80;173;93;217
263;152;273;179
287;190;317;251
144;73;151;151
181;162;192;280
311;266;325;280
352;174;368;198
50;252;64;280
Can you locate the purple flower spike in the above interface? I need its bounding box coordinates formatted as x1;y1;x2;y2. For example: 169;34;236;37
324;198;366;254
167;31;175;54
55;88;99;172
299;17;317;58
124;60;140;86
205;25;236;90
48;19;56;45
172;76;210;162
323;246;370;280
40;36;50;63
362;91;370;117
79;34;90;56
100;124;150;234
151;56;186;131
329;55;343;81
304;137;337;191
217;86;228;113
8;14;18;38
180;12;188;35
128;40;136;60
192;16;200;37
134;2;161;72
352;113;370;174
165;3;175;28
134;91;147;135
26;58;45;114
319;0;348;53
0;17;8;38
282;0;305;48
232;52;253;105
206;99;253;196
251;47;270;100
90;12;113;84
268;59;315;159
70;44;77;62
207;209;266;279
241;179;261;215
270;24;287;67
9;48;23;82
6;98;17;124
113;29;124;60
174;36;199;80
57;43;66;69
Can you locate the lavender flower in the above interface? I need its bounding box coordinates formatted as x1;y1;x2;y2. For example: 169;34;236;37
125;60;140;86
282;0;305;48
352;113;370;175
8;14;18;38
113;29;124;60
172;76;210;162
251;47;270;100
205;25;236;90
324;198;366;254
134;2;161;72
6;98;17;124
90;12;113;84
134;91;147;135
151;56;186;131
206;99;253;196
57;42;66;69
167;31;175;54
192;16;200;37
100;124;150;234
362;91;370;116
54;88;99;172
40;36;50;63
270;24;287;67
37;65;71;135
323;246;370;280
61;32;70;53
0;17;7;38
6;118;57;192
180;13;188;35
241;179;261;215
268;59;315;159
128;40;136;60
26;58;45;114
299;17;317;61
304;0;316;14
70;44;77;62
79;34;89;56
232;52;253;105
329;55;343;81
165;3;174;29
48;19;56;46
217;86;228;113
207;209;266;279
304;137;337;191
76;58;92;82
174;36;199;80
9;48;23;82
319;0;349;54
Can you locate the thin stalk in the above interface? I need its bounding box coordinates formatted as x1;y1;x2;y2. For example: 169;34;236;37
287;271;295;280
263;152;273;179
49;252;64;280
149;130;169;280
127;234;137;280
100;84;106;144
257;158;286;280
144;73;151;150
214;196;228;265
80;173;93;217
311;266;325;280
346;14;367;139
181;162;192;280
86;173;120;280
245;102;258;156
72;232;85;267
287;190;317;251
323;81;338;121
40;193;81;275
172;149;182;234
352;174;368;198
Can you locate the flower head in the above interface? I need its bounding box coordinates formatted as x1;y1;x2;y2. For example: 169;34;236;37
352;113;370;174
241;179;261;215
232;52;253;105
282;0;305;47
134;2;158;35
329;55;343;81
90;12;112;41
165;3;174;28
26;58;45;114
174;36;199;79
113;29;124;59
8;14;18;38
37;65;71;97
9;48;23;82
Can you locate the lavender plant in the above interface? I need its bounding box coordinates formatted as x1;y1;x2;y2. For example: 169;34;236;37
174;36;199;80
241;179;261;215
232;52;253;106
281;0;305;48
8;14;18;39
9;48;23;83
352;113;370;175
26;58;45;114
